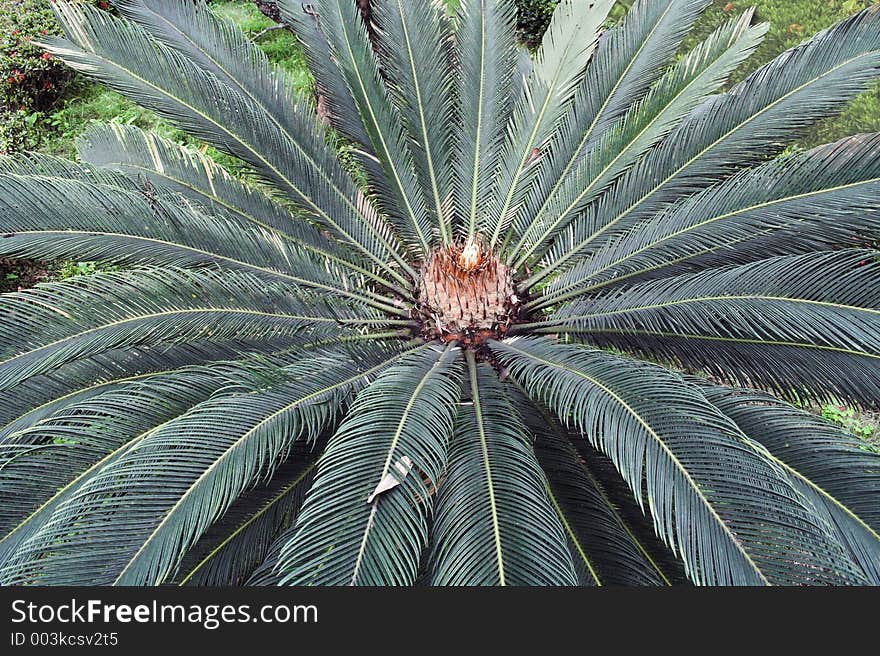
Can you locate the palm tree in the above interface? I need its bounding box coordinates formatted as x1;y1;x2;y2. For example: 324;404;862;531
0;0;879;586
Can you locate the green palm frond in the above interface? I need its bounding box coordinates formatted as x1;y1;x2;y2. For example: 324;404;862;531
372;0;456;242
545;250;880;407
492;337;867;585
77;123;405;294
0;168;403;312
428;353;577;586
0;333;375;438
513;386;676;586
698;383;880;584
539;133;880;306
454;0;518;238
0;365;244;562
566;436;690;585
174;451;318;586
279;344;462;585
566;0;711;157
0;150;138;190
308;0;434;254
512;11;767;268
0;170;287;279
2;0;880;586
0;341;382;576
112;0;303;135
0;341;247;440
278;0;375;151
0;266;367;392
0;342;412;585
247;483;317;586
486;0;616;244
43;2;412;281
0;329;359;444
541;6;880;279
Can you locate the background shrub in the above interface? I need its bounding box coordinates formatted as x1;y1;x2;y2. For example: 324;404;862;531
0;0;76;112
0;108;40;153
0;0;78;153
516;0;559;48
0;0;112;154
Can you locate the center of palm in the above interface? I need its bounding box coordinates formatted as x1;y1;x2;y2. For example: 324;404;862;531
416;238;520;347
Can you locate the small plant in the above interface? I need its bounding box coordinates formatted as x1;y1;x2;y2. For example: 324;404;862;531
53;260;117;280
55;260;97;279
821;404;879;442
0;109;41;154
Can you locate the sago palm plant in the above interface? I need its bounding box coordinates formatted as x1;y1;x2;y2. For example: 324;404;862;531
0;0;879;586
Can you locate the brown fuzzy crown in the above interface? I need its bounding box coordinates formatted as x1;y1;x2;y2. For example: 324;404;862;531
417;241;518;345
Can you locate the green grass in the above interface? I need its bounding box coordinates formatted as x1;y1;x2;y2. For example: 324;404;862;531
40;86;163;158
40;84;257;174
211;0;313;92
687;0;880;148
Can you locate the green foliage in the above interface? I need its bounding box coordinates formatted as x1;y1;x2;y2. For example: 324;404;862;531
39;87;161;157
1;0;880;587
0;0;75;113
0;0;74;153
6;1;879;156
0;109;40;154
53;260;118;280
808;81;880;148
0;0;115;154
821;404;880;448
2;0;319;288
713;0;876;82
516;0;559;47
